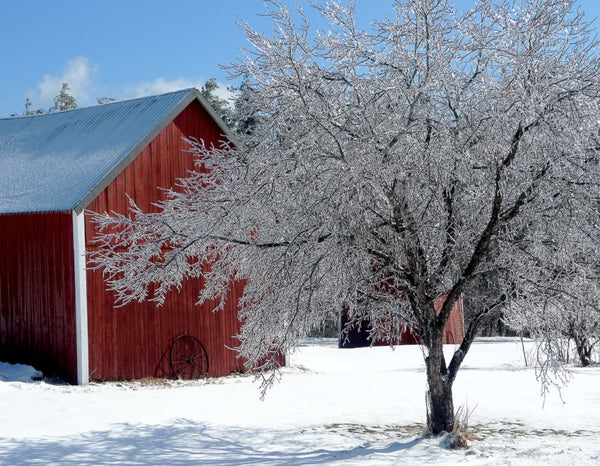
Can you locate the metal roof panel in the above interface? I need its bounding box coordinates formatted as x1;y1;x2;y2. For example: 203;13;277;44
0;88;218;214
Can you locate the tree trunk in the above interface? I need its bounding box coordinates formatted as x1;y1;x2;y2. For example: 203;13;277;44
574;336;592;367
425;332;455;434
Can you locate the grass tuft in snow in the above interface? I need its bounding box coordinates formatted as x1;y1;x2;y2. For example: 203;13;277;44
322;423;424;438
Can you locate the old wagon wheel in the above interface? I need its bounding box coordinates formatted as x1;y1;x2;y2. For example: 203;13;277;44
170;334;209;380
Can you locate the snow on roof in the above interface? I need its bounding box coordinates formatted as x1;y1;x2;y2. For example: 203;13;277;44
0;88;227;215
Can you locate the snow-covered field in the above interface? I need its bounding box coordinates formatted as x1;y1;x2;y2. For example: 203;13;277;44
0;338;598;465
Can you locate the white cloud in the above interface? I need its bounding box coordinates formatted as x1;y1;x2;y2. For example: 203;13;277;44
212;82;236;105
32;57;98;109
128;77;204;97
128;77;236;107
27;64;236;112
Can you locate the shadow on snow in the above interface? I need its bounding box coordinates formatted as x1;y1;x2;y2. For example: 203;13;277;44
0;420;424;465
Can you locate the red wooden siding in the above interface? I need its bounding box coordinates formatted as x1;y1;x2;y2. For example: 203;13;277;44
0;212;78;382
435;292;464;345
85;100;247;381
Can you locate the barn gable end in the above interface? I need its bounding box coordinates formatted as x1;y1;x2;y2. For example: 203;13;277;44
84;99;244;381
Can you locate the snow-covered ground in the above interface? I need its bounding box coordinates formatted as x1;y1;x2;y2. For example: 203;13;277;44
0;338;598;465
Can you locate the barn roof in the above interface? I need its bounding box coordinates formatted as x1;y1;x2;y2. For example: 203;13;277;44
0;88;231;215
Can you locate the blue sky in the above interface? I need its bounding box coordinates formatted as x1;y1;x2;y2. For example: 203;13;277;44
1;0;599;116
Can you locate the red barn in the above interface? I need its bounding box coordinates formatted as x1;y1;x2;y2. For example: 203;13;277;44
340;293;464;348
0;88;251;384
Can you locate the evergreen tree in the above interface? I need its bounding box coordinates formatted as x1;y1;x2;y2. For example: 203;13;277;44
200;78;233;127
231;76;259;135
97;96;116;105
49;82;77;112
23;98;44;116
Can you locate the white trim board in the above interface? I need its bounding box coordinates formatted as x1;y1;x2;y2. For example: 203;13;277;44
72;210;89;385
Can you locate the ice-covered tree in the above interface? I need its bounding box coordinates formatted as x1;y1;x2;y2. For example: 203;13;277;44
90;0;600;434
49;82;77;112
23;97;44;116
506;210;600;368
97;96;116;105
